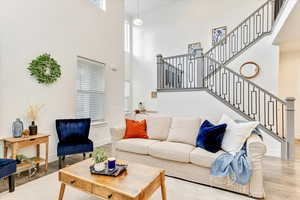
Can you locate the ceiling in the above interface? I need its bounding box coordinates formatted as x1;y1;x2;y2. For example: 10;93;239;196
274;0;300;52
125;0;176;17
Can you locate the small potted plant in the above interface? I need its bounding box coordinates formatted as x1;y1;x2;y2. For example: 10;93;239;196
93;148;108;171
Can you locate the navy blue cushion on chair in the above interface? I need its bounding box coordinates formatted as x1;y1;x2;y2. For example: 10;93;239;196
196;120;227;153
0;159;17;179
57;139;93;157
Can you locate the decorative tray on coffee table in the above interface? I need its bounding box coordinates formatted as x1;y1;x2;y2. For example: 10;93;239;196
90;163;128;177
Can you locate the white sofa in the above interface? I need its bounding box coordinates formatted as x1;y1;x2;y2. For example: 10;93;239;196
110;115;266;198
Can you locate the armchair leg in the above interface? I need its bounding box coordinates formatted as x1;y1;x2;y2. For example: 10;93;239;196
89;153;92;158
62;156;65;161
59;157;63;169
83;153;86;160
8;175;15;192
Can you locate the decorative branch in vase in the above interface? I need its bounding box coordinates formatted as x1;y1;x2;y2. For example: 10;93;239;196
27;104;44;135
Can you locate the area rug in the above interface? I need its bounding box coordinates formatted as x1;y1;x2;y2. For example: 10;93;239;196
0;172;254;200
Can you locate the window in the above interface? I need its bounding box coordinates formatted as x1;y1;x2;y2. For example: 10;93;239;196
124;21;131;52
76;57;105;121
124;80;131;112
89;0;106;10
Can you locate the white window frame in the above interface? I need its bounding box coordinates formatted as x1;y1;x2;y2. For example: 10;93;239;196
76;56;106;122
124;20;131;53
124;80;132;113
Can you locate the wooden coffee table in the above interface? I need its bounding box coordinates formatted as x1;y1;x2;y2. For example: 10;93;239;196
58;159;167;200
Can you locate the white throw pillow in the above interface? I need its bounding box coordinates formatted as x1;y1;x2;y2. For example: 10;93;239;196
219;114;259;153
134;114;172;140
167;117;202;146
147;116;172;140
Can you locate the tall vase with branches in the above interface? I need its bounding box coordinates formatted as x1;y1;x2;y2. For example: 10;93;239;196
27;104;44;135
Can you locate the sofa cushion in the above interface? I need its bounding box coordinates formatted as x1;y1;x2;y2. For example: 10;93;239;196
147;116;172;140
196;120;227;153
190;148;225;168
219;114;259;153
123;119;148;139
167;117;202;146
149;141;195;163
135;115;172;140
116;139;159;155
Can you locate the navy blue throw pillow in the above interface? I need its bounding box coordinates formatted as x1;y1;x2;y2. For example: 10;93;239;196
196;120;227;153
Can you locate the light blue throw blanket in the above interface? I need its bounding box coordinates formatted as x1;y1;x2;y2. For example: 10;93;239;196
211;126;262;185
210;146;252;185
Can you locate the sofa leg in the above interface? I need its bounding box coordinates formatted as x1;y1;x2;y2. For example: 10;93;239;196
8;175;15;192
83;153;86;160
59;157;63;169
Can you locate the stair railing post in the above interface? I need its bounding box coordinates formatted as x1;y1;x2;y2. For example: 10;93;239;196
196;48;204;88
157;54;163;90
285;97;296;160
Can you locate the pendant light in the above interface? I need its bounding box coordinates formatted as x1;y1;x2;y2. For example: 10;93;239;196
133;0;143;26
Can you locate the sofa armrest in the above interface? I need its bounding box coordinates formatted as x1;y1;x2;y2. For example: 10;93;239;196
246;134;266;198
246;134;266;160
110;127;125;157
110;127;125;143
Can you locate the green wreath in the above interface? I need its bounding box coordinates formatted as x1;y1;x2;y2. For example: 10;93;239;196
28;53;62;84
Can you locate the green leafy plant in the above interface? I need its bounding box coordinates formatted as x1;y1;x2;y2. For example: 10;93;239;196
92;148;108;164
28;53;62;84
16;154;33;164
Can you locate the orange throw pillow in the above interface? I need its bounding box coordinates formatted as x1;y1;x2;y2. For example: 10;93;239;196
123;119;148;139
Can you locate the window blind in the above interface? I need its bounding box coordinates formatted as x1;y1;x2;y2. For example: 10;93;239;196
124;21;131;52
76;58;105;121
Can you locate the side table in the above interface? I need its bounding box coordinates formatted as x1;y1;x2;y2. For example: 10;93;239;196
3;134;50;173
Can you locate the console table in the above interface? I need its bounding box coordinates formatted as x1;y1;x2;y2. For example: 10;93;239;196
3;134;50;172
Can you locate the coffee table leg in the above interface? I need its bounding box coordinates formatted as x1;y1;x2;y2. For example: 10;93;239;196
160;172;167;200
58;183;66;200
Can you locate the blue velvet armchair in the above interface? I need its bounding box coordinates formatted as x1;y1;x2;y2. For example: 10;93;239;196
0;158;17;192
56;118;93;169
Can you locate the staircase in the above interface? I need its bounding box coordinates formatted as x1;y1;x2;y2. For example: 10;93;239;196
206;0;276;66
156;0;295;160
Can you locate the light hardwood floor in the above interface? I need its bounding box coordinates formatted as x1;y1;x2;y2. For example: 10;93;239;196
1;143;300;199
263;140;300;200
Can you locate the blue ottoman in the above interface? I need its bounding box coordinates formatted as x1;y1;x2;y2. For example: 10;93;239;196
0;159;17;192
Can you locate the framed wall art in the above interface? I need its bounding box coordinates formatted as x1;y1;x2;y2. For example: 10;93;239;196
240;61;260;79
212;26;227;46
188;42;202;58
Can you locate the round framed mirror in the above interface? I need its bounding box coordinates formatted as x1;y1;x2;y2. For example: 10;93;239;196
240;62;260;79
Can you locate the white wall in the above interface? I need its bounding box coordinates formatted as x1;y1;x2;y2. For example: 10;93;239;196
279;50;300;139
227;36;279;94
0;0;124;161
158;91;281;157
130;0;280;110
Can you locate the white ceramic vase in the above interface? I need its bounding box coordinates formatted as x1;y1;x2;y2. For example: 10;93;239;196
94;162;105;171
